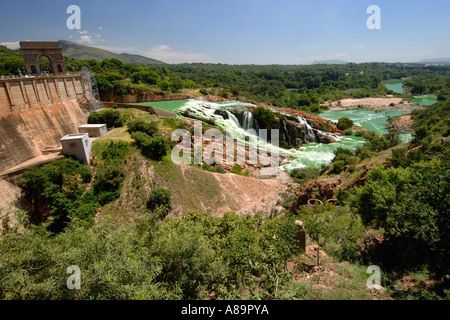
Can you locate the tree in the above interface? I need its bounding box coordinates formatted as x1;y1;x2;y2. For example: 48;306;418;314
252;106;276;129
147;188;172;216
127;119;158;137
158;80;171;91
2;55;25;74
88;109;123;128
337;117;354;130
131;71;160;85
141;135;169;161
349;161;449;276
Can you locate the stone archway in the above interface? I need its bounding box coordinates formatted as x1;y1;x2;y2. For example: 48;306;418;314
19;41;66;75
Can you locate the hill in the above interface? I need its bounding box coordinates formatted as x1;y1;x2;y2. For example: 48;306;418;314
59;40;167;65
312;59;348;65
419;57;450;63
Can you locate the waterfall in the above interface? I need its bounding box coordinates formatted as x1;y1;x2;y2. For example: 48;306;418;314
226;110;241;128
296;116;340;143
297;116;318;143
281;118;293;146
242;111;254;130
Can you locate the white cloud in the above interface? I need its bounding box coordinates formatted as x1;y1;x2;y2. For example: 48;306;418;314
98;26;103;30
142;44;211;63
1;41;20;49
79;35;94;44
75;30;104;45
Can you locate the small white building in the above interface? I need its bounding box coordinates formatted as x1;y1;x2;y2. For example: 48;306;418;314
78;124;108;137
60;133;91;165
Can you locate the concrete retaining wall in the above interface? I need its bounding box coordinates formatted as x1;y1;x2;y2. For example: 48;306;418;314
0;75;88;173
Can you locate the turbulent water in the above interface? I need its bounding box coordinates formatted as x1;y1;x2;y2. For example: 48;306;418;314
320;109;413;142
172;99;365;171
134;99;414;171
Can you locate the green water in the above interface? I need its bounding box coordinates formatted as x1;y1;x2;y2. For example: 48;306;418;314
132;99;415;171
280;135;366;171
411;95;437;106
134;99;247;112
382;79;437;106
134;100;191;112
320;109;412;142
384;80;404;94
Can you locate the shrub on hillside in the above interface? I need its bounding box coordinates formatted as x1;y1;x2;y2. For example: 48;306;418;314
147;188;172;216
88;109;124;128
337;117;354;130
141;135;169;161
127;119;158;137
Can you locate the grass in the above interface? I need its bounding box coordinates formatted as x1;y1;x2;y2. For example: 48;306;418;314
96;126;133;143
152;154;237;216
95;147;153;225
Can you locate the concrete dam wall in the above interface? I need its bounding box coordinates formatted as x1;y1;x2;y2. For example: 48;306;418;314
0;75;89;173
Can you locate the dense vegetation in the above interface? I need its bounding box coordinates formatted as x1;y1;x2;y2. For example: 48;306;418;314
1;46;449;300
3;44;449;114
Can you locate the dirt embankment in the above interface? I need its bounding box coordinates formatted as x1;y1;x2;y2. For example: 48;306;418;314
327;97;424;112
211;169;293;216
390;113;414;132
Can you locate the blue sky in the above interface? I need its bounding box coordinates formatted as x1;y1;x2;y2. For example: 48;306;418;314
0;0;449;64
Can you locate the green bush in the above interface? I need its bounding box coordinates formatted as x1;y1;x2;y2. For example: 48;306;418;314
289;167;320;184
344;128;353;135
388;147;411;168
252;106;276;129
330;160;346;174
347;161;449;276
131;131;151;148
127;120;158;137
16;158;92;231
147;188;172;215
97;141;130;165
93;165;125;205
141;135;169;161
337;117;354;130
88;109;124;128
333;148;357;165
231;164;243;175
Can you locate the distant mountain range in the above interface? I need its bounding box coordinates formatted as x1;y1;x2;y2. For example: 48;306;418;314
418;58;450;64
59;40;166;65
311;59;348;65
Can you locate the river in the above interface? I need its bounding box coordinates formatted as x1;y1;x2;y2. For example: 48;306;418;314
134;99;412;171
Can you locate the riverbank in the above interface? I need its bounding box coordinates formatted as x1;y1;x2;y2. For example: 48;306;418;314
327;97;424;112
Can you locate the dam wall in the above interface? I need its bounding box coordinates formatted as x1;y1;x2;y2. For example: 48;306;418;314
0;75;89;173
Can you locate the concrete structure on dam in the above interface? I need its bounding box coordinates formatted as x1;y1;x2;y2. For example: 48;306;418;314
0;73;92;173
20;41;66;75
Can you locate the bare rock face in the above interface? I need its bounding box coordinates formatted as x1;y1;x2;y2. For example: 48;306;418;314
263;105;343;135
101;88;191;103
289;177;342;213
225;107;340;148
351;165;373;187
